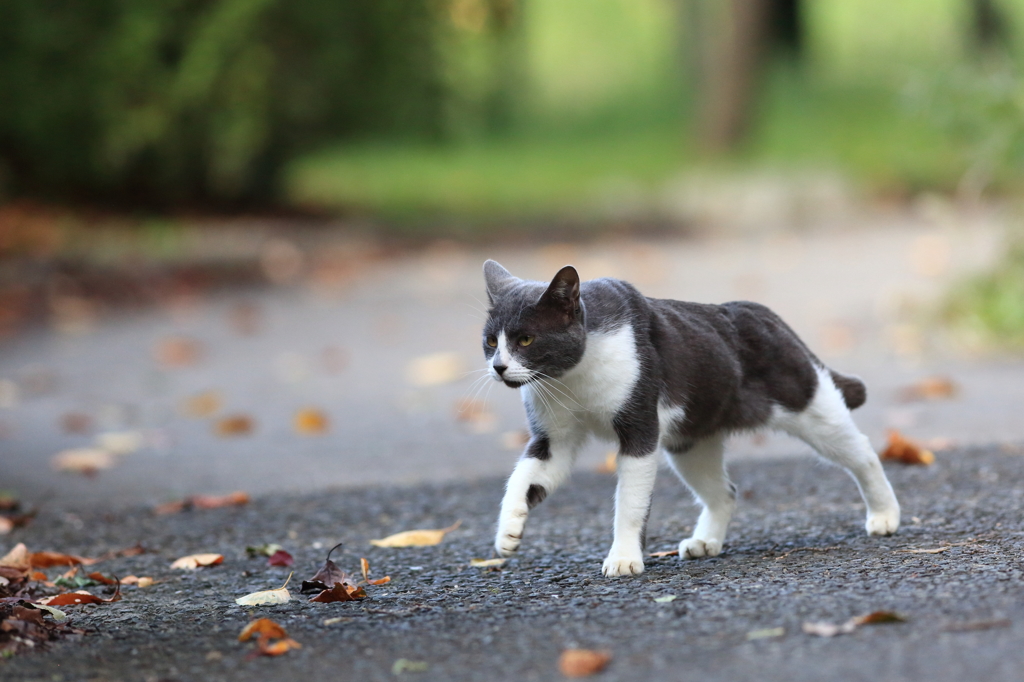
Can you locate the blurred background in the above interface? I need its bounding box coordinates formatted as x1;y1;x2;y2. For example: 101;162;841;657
3;0;1024;510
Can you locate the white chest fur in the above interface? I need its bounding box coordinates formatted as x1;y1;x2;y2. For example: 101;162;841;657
523;325;640;440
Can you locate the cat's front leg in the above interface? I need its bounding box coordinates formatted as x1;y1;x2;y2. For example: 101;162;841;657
602;452;660;577
495;435;576;557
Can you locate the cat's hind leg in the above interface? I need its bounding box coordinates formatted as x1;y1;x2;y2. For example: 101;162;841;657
666;435;735;559
495;434;580;557
773;369;900;536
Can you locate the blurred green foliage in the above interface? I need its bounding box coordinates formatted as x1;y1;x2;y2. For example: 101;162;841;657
0;0;518;205
946;235;1024;348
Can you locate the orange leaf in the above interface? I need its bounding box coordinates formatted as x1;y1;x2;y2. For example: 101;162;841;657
360;558;370;582
41;579;120;606
214;415;254;437
898;376;958;402
309;582;366;603
367;576;391;586
87;572;118;585
155;337;203;367
0;542;30;570
30;551;93;568
192;491;250;509
170;553;224;569
239;618;288;642
294;409;329;435
558;649;612;677
880;430;935;466
259;637;302;656
181;390;222;418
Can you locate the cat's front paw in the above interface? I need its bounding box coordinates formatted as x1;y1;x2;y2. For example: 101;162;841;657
678;537;722;559
602;551;644;577
495;507;528;557
865;507;900;536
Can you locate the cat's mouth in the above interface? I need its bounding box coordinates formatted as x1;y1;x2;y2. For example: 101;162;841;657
503;378;528;388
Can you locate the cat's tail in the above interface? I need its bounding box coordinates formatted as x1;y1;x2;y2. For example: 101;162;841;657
829;370;867;410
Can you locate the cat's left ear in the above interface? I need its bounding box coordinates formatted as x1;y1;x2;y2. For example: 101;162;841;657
539;265;581;320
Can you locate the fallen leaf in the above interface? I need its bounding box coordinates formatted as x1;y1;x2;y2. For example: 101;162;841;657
406;352;462;387
246;543;283;558
30;550;93;568
653;595;676;603
309;581;366;603
181;390;222;418
155;337;203;367
41;579;120;606
239;618;288;641
469;558;506;568
301;543;348;593
29;604;68;621
86;572;118;585
648;549;679;558
119;575;155;588
294;408;329;435
0;510;36;534
803;611;906;637
880;430;935;466
501;430;530;450
851;611;906;625
595;451;617;474
155;491;250;515
899;546;950;554
0;543;30;571
170;553;224;570
392;658;429;674
214;414;254;437
235;572;293;606
558;649;612;678
60;412;92;434
138;577;155;588
898;376;958;402
746;627;785;640
360;557;370;582
370;521;462;548
51;448;115;475
268;550;294;567
259;637;302;656
95;431;143;455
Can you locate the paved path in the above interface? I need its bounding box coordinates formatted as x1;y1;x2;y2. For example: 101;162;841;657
2;205;1023;509
3;445;1024;681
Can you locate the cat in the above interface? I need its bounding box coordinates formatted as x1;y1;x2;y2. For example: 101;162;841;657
480;259;900;577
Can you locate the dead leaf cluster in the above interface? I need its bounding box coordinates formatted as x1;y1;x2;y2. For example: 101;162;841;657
0;602;82;657
298;544;389;604
881;430;935;466
51;430;145;476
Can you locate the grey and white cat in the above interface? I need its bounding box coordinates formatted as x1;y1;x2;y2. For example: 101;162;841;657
481;260;900;577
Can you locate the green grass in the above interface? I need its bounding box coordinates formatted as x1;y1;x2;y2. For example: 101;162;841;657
945;237;1024;349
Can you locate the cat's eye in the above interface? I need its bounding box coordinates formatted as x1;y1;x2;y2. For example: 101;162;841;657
486;335;498;348
518;335;534;347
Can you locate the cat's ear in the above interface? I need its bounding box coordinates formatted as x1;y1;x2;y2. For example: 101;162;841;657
539;265;581;320
483;260;517;303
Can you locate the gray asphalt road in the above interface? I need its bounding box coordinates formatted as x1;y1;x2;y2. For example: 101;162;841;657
3;212;1023;509
3;445;1023;681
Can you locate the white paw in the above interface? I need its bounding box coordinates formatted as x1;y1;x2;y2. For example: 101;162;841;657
865;508;900;536
602;551;645;577
495;508;528;557
678;537;723;560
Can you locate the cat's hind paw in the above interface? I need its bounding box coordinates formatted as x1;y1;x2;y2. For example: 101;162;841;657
678;537;722;560
602;552;644;577
865;508;900;536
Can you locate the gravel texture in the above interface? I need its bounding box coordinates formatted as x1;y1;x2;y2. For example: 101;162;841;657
3;446;1024;681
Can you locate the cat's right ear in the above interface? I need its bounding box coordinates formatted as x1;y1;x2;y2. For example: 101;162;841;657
483;260;517;304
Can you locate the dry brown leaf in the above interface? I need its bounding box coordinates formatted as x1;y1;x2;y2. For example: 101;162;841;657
469;558;506;568
309;582;366;603
803;611;905;637
170;553;224;570
181;390;222;418
95;431;144;455
359;557;390;585
301;543;348;593
899;546;950;554
41;579;120;606
51;448;115;475
595;451;617;474
239;618;287;642
294;408;329;435
30;550;94;568
880;430;935;466
155;337;203;367
851;611;906;625
406;352;462;387
370;520;462;548
214;415;254;437
558;649;612;677
235;572;292;606
898;376;958;402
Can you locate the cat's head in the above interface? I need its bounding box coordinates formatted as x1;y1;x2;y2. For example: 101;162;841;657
481;260;586;388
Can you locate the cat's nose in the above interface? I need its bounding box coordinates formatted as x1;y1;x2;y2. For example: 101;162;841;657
493;363;508;376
